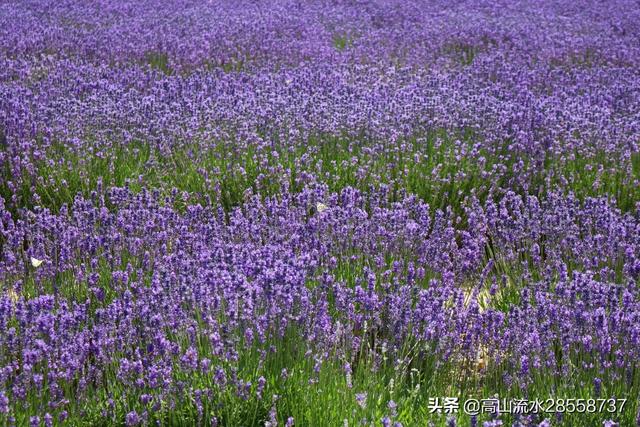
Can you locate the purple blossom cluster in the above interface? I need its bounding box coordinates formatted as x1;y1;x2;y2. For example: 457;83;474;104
1;0;640;424
1;0;639;211
1;186;640;422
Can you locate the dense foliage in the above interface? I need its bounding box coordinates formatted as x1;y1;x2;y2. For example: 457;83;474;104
1;1;639;425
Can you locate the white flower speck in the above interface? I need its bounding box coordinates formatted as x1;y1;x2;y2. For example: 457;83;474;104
316;202;328;213
30;257;43;268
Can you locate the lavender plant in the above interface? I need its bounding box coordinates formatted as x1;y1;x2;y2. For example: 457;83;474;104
1;0;639;425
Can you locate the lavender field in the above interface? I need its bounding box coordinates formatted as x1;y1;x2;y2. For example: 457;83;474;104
1;0;640;426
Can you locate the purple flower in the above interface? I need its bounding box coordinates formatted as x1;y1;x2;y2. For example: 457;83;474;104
181;347;199;371
126;411;141;426
355;392;367;409
0;392;8;414
594;377;602;398
257;376;267;398
388;400;397;417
